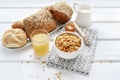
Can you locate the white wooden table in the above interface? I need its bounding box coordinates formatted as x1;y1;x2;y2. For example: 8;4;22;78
0;0;120;80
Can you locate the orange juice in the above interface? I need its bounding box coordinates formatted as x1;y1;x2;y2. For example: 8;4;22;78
31;33;49;58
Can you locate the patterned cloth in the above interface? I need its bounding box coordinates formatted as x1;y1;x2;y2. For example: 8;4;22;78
47;26;98;75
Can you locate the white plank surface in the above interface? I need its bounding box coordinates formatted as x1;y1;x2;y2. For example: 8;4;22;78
1;8;120;22
0;0;120;7
0;0;120;80
92;23;120;39
0;63;119;80
95;41;120;61
0;9;38;22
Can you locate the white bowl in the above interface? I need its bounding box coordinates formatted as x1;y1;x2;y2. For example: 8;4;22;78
53;32;83;59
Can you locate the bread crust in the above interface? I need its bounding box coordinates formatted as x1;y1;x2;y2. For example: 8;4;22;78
12;21;24;29
51;1;73;23
2;29;27;48
52;9;72;23
23;9;57;38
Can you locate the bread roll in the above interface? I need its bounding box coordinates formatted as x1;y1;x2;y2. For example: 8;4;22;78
51;1;73;23
23;9;57;38
12;21;24;29
2;29;27;48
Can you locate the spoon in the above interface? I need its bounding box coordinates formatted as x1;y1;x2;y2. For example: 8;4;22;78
73;22;91;46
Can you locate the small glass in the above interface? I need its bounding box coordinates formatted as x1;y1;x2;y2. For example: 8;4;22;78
30;29;49;59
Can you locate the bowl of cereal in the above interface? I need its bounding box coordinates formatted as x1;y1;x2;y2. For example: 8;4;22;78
54;32;83;59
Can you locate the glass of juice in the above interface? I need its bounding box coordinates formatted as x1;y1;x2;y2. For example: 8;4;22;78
30;29;49;59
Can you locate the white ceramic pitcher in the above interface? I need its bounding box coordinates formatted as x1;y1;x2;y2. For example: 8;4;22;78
73;3;93;27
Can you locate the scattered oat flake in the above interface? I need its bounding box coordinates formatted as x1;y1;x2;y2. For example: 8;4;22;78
42;66;45;68
21;61;23;64
48;51;50;53
55;72;62;80
58;72;62;75
29;54;32;58
36;76;39;79
55;72;62;76
109;61;112;63
99;61;103;64
36;57;40;60
42;61;46;64
42;66;46;71
26;61;30;64
48;78;50;80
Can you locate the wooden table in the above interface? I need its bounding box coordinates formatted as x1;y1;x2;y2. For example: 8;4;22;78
0;0;120;80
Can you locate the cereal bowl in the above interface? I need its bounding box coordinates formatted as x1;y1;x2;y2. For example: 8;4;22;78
53;32;83;59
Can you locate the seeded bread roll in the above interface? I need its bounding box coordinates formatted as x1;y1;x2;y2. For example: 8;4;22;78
23;9;57;38
2;29;27;48
51;1;73;23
